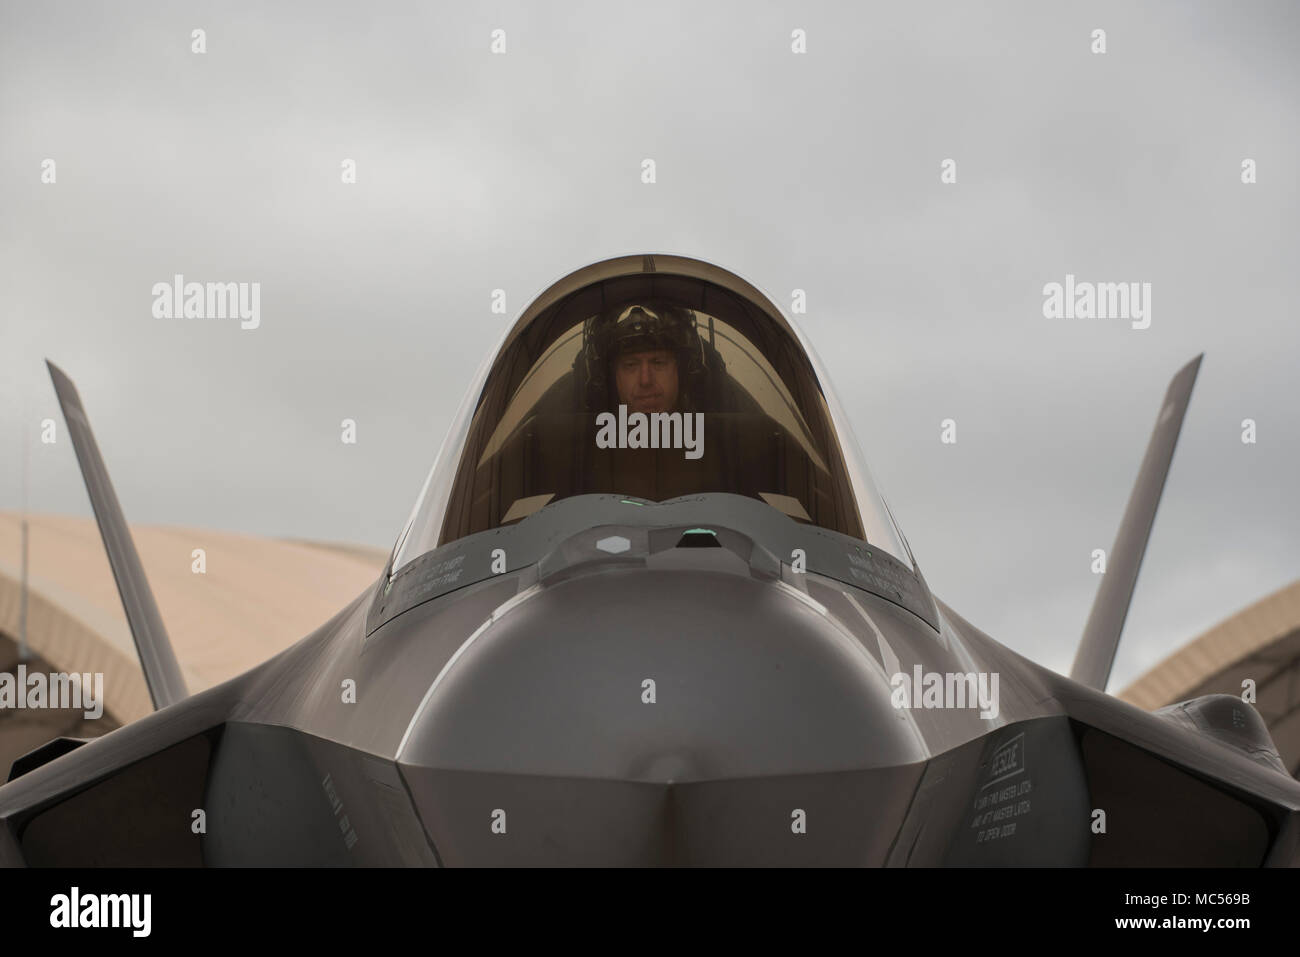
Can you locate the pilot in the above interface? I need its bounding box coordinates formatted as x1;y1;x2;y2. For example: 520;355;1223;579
582;302;709;414
578;302;718;501
613;315;680;414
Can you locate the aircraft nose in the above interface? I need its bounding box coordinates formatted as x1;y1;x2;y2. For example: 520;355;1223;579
396;562;928;865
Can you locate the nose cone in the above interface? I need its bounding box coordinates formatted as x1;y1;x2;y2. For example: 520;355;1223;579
398;568;927;865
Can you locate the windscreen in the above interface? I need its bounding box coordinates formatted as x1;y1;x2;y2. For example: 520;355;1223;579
391;273;911;570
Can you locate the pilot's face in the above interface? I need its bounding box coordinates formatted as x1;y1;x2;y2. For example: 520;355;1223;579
614;348;679;414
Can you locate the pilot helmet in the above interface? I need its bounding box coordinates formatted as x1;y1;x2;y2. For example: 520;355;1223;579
583;301;707;410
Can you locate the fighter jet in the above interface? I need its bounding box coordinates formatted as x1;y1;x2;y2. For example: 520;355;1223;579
3;253;1295;866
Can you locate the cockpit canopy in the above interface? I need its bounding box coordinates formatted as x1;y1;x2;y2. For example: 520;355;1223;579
391;256;911;573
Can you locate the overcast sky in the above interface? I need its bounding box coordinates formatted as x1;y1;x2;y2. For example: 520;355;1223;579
2;1;1297;691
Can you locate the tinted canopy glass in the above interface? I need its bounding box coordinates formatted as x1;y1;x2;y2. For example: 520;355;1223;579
392;269;910;571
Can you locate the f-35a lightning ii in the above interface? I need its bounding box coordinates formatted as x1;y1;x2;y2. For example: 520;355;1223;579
3;254;1295;866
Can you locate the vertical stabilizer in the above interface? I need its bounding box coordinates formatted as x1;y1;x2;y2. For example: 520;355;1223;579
46;361;188;709
1070;355;1203;691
